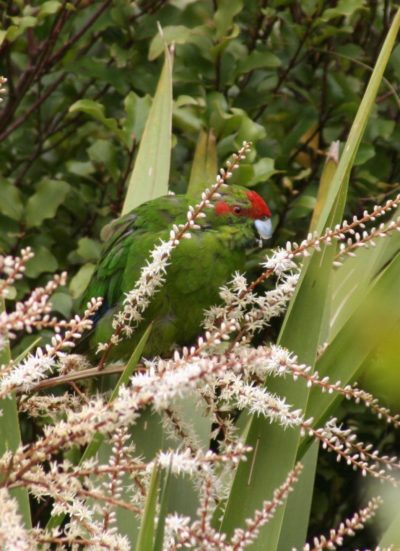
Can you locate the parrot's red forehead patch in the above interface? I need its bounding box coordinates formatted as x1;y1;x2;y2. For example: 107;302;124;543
246;190;271;219
215;190;271;219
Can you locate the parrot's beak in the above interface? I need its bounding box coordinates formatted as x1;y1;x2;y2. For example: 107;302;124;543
254;217;273;240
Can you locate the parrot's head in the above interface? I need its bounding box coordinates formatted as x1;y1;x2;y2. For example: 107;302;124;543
212;185;273;240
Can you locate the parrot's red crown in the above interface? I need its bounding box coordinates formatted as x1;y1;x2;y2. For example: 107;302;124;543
215;190;271;219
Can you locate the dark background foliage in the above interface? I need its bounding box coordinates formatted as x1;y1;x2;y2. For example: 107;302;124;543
1;0;399;545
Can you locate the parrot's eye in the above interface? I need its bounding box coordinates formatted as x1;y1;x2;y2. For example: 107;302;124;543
232;206;242;215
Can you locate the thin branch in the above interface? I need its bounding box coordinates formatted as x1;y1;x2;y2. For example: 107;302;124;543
43;0;113;71
0;72;67;143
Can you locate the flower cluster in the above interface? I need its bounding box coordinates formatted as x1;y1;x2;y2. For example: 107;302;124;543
0;271;67;340
0;76;6;103
204;271;299;344
0;488;33;550
0;143;398;549
260;192;400;278
0;254;102;401
0;247;34;300
164;462;303;551
299;497;382;551
336;214;400;262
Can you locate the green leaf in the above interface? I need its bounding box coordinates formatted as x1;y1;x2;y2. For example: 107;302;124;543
329;214;400;341
173;104;202;133
69;99;107;120
277;442;319;551
354;142;375;166
149;25;193;61
379;509;400;547
319;0;365;22
135;462;160;551
368;118;395;141
76;238;101;262
0;180;23;221
309;142;339;232
228;164;255;186
187;129;217;197
251;158;280;185
214;0;243;39
234;109;266;142
69;263;96;299
66;160;95;178
122;47;173;214
175;96;201;108
25;179;70;228
236;51;281;75
38;1;62;17
305;253;400;430
68;59;126;93
291;195;317;210
87;139;114;165
50;291;73;317
10;15;37;31
69;99;126;144
229;158;280;187
25;247;58;278
123;91;152;144
110;324;153;400
0;26;20;46
153;463;172;551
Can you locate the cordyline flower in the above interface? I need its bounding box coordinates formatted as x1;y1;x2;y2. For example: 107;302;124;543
0;142;399;550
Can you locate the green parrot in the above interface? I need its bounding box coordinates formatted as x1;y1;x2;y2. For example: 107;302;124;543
82;184;272;360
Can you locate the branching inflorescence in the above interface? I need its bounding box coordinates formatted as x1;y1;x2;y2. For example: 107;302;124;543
299;497;382;551
0;142;398;549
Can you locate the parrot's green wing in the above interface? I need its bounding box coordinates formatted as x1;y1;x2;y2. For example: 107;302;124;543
82;194;191;310
86;212;138;308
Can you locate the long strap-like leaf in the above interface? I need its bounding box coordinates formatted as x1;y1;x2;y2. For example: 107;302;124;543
122;47;173;214
221;10;400;550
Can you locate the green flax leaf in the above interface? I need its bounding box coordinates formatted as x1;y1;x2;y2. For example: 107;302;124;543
221;9;400;550
305;253;400;431
277;442;319;551
135;462;160;551
379;509;400;548
153;462;173;551
309;141;339;233
122;46;173;214
187;128;217;197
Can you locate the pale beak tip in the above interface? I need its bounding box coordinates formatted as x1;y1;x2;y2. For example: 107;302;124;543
254;218;273;240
